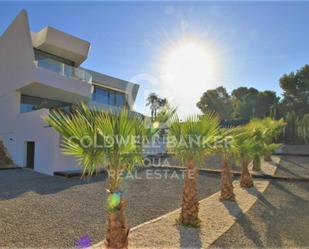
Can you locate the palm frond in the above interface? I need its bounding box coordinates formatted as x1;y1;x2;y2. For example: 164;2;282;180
168;112;219;163
44;103;145;181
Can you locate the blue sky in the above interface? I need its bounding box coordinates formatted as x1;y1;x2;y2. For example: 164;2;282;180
1;1;309;116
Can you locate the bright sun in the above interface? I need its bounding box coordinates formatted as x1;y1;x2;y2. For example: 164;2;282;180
162;41;213;91
156;40;217;117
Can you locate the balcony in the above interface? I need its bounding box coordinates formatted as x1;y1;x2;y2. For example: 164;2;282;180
34;57;92;83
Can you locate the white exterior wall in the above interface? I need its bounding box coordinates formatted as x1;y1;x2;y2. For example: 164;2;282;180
0;92;80;175
0;92;54;174
0;11;83;175
0;11;139;175
53;134;81;173
0;11;36;96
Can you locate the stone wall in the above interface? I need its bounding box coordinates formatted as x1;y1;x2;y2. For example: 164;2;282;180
0;141;13;167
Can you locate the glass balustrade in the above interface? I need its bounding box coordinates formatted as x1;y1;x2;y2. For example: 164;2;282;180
34;57;92;83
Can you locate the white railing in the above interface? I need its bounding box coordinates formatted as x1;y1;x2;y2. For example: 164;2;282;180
34;58;92;83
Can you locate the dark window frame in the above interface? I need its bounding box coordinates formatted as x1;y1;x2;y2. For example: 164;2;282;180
20;94;71;113
92;85;126;107
34;48;75;66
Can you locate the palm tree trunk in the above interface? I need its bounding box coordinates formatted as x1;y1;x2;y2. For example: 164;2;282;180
264;153;272;161
105;198;129;249
252;155;261;171
240;159;254;188
178;156;200;227
220;155;235;201
105;172;129;249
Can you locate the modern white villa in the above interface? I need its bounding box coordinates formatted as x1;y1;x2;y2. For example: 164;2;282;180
0;11;139;175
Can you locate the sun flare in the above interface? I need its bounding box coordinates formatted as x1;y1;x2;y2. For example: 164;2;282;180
162;41;214;92
156;40;218;117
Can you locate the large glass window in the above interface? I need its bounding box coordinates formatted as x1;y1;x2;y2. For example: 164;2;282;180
92;86;126;107
116;93;124;107
34;49;75;66
109;91;115;106
20;95;71;113
93;87;109;104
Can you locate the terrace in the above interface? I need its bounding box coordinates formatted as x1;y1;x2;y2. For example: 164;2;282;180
34;56;92;83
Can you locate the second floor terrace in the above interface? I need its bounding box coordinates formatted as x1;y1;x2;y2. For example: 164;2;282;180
33;49;92;83
0;11;139;111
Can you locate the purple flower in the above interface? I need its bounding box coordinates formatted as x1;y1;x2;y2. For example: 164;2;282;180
75;235;92;248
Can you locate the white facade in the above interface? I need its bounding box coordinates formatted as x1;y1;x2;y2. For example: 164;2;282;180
0;11;139;175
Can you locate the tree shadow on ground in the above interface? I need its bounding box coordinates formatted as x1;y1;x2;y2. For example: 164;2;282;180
221;199;264;248
244;186;276;211
243;184;282;246
211;180;309;248
257;180;309;247
177;224;202;249
270;180;308;201
268;160;300;178
280;157;309;170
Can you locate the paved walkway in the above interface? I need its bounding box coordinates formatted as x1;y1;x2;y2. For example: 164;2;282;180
276;145;309;156
127;180;270;249
276;155;309;178
211;155;309;248
93;159;278;249
211;179;309;248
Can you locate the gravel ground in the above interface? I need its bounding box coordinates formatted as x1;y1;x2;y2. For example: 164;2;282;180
211;170;309;247
276;156;309;178
0;168;220;248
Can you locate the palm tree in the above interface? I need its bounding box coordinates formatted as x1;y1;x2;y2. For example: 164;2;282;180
168;113;219;227
259;118;286;161
251;128;265;171
231;129;257;188
213;129;235;201
245;118;285;171
44;103;144;249
146;93;159;120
